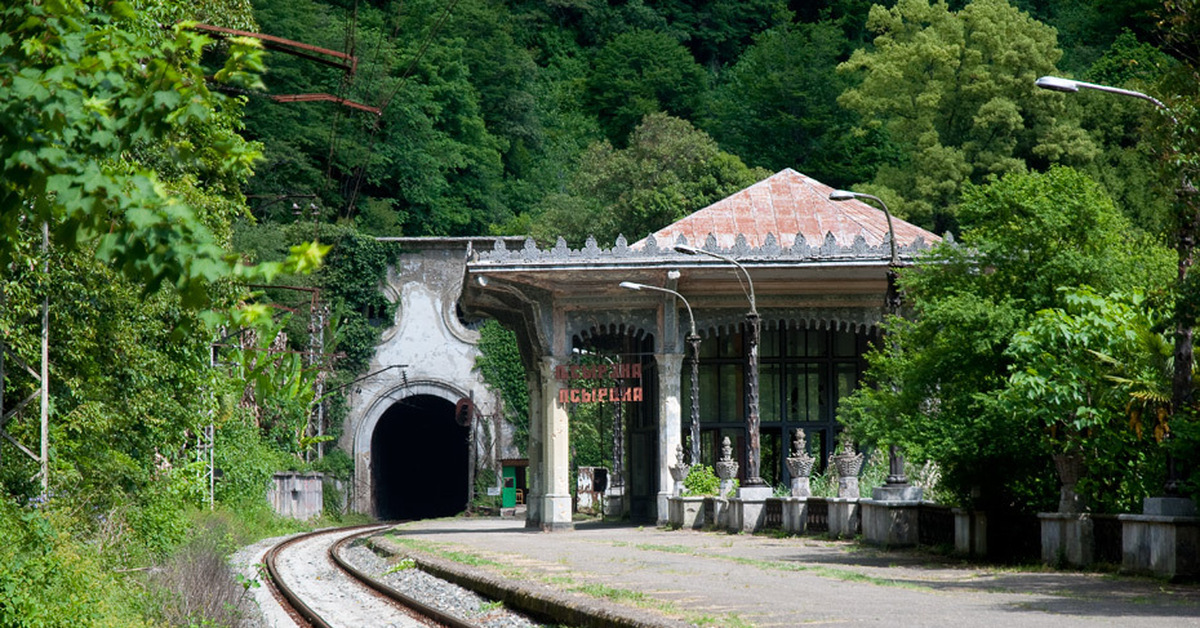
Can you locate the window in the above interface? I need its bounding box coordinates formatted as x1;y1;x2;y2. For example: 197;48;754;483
686;325;870;484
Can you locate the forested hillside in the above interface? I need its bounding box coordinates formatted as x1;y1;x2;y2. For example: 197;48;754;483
240;0;1171;241
2;0;1197;624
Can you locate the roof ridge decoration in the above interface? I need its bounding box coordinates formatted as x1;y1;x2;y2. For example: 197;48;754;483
475;231;949;264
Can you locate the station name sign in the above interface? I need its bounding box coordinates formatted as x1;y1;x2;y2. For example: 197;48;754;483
555;363;643;404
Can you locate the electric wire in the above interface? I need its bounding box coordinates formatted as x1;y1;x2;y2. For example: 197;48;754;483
342;0;461;218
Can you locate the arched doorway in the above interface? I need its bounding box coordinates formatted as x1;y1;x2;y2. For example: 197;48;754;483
571;326;657;522
371;394;469;520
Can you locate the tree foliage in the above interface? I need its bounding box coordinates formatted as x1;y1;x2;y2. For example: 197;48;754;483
838;167;1174;511
532;113;767;247
837;0;1098;232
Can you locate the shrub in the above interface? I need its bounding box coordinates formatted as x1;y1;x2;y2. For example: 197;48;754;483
683;465;720;496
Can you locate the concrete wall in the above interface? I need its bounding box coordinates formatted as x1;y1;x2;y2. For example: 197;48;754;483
339;239;506;515
268;472;324;520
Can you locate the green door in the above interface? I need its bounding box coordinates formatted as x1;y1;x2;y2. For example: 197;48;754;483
501;466;517;508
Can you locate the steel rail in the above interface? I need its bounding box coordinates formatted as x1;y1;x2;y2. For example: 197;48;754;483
329;531;482;628
263;523;485;628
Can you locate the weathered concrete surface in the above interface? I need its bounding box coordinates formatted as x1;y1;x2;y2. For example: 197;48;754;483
383;517;1200;628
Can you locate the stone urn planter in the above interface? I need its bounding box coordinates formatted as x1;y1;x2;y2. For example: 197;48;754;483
785;428;815;497
668;444;690;495
714;436;739;496
829;436;864;498
1052;452;1084;514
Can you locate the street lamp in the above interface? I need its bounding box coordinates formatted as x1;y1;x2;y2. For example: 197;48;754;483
1037;75;1195;499
829;190;910;490
620;281;702;467
674;243;764;486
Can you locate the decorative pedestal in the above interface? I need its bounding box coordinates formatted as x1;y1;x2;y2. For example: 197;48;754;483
604;485;626;519
542;493;574;532
827;497;861;538
706;497;730;529
668;496;705;529
782;497;808;534
1120;498;1200;579
953;509;988;557
861;499;922;547
1040;512;1094;567
731;485;773;533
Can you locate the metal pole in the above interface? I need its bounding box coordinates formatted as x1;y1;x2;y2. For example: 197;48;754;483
744;312;762;485
672;245;763;486
39;221;48;494
830;191;909;489
687;333;701;466
1037;75;1195;497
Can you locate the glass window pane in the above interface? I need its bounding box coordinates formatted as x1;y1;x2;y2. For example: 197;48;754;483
719;364;743;422
759;363;780;423
787;364;821;422
699;364;719;423
700;335;718;359
807;330;827;357
701;429;716;466
761;328;780;357
835;362;858;415
786;328;805;357
720;332;743;358
834;331;857;357
760;428;782;488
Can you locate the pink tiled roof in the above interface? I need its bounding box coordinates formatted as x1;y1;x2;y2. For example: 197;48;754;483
637;169;939;249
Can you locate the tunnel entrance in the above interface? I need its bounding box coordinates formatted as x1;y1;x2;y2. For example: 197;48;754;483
371;394;469;520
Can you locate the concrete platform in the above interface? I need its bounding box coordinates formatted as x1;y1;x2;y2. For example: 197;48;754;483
376;517;1200;627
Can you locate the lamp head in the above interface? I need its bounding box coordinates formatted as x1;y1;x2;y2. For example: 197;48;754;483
828;190;858;202
619;281;643;291
674;244;699;255
1035;76;1079;93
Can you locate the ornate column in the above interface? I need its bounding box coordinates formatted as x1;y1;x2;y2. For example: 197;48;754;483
540;356;573;531
657;352;684;526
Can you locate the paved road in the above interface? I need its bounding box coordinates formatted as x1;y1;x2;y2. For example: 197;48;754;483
387;518;1200;627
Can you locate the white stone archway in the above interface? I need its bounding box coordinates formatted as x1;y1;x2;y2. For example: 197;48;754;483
350;378;471;516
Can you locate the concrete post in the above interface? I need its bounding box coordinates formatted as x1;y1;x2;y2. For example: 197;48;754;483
657;352;684;526
541;357;573;531
525;368;543;528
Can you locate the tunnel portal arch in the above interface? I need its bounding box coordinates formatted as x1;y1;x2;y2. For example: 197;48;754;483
353;380;472;519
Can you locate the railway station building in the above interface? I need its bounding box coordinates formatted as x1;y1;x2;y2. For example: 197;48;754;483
458;168;940;530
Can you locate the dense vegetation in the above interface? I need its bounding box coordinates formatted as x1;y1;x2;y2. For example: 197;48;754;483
2;0;1199;624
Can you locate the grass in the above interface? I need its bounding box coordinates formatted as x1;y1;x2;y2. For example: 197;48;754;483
383;558;416;575
382;534;752;627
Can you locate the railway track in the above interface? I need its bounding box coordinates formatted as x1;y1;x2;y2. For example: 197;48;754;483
263;524;483;628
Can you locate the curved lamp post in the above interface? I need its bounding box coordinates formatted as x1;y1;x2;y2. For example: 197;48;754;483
673;244;764;486
1037;75;1194;499
829;190;910;490
621;281;701;467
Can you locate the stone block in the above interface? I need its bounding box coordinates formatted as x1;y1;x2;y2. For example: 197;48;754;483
1039;512;1094;567
872;485;924;502
953;509;988;557
1120;513;1200;579
668;496;705;529
782;497;808;534
827;498;861;538
861;499;921;547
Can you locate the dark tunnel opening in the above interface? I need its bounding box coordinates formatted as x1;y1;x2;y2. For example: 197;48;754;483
372;394;469;521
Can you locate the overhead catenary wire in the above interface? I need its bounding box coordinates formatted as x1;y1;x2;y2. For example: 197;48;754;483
342;0;462;218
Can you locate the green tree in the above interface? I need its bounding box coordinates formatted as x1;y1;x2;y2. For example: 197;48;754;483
532;113;767;247
838;167;1174;511
704;21;889;188
1000;288;1168;512
0;0;317;307
648;0;790;69
584;30;708;145
837;0;1097;232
